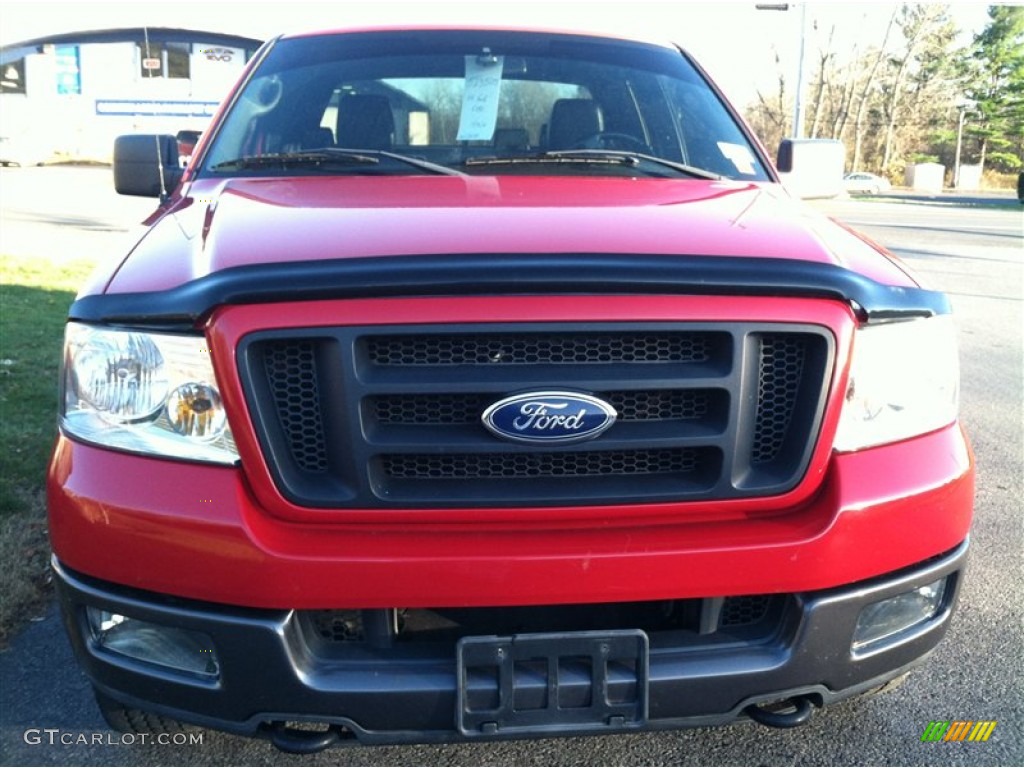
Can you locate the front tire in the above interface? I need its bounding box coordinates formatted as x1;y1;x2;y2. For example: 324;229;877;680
862;671;911;698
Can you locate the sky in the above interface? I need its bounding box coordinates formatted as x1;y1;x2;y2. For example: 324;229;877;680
0;0;1002;107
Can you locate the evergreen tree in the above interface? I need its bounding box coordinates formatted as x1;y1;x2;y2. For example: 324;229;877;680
964;5;1024;173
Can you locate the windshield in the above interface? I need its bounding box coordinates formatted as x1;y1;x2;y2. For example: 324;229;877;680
200;30;770;181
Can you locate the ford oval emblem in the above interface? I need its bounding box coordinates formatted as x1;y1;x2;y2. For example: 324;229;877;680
481;391;617;445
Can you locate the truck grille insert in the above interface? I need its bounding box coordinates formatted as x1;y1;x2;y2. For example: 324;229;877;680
371;390;714;426
240;323;832;508
381;448;703;479
263;340;328;473
366;331;714;366
751;334;809;465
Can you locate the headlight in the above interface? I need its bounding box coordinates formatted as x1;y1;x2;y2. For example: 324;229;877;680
62;323;238;464
834;315;959;452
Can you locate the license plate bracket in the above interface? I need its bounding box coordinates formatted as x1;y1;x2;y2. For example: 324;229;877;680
456;629;649;737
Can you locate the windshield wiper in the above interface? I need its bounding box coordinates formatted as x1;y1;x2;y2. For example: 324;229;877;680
545;150;725;180
465;151;724;180
212;148;464;176
371;149;467;177
465;154;628;168
211;150;379;172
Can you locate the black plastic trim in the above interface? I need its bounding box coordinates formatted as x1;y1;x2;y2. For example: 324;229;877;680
68;254;951;330
53;540;968;746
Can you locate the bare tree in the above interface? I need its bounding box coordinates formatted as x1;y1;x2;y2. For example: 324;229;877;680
807;22;836;139
743;3;1018;185
879;4;954;173
850;7;899;171
829;43;860;142
747;50;790;154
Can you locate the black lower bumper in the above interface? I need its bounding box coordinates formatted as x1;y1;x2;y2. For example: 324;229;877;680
53;541;967;746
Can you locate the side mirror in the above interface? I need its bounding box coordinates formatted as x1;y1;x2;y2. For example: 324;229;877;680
775;138;845;199
776;139;795;174
113;134;183;198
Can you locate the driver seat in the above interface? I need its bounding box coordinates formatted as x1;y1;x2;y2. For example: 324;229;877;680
336;94;395;150
546;99;604;150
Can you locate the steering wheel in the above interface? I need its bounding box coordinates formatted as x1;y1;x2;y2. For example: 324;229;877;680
573;132;648;152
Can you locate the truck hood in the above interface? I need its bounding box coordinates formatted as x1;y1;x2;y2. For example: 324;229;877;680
101;175;915;295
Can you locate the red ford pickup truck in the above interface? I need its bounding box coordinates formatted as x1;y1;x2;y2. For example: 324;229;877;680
48;26;973;752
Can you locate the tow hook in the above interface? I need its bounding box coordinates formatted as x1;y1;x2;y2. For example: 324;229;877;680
744;695;815;728
267;721;344;754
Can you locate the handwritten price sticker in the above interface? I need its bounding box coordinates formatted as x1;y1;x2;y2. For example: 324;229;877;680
457;55;505;142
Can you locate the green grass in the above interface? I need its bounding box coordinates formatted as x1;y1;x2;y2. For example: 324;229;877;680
0;253;95;643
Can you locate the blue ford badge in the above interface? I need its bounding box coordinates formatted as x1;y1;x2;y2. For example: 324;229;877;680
481;391;617;444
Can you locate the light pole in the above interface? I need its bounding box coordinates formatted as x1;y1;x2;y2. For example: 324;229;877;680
792;3;809;139
755;3;809;139
953;105;967;189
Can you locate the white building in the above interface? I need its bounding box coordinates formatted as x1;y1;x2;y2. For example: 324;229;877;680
0;28;261;165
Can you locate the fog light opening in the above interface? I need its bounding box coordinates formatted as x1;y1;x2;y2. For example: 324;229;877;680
86;608;220;678
852;577;947;654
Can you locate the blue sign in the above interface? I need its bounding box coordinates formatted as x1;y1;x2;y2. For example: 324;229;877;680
55;45;80;95
95;100;220;117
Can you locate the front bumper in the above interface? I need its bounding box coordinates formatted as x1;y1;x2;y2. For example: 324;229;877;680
55;541;967;745
47;422;974;608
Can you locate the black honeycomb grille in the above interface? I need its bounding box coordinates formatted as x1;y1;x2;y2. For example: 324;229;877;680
262;340;328;473
371;390;712;425
312;610;363;643
382;448;701;480
720;595;772;626
245;323;830;508
751;334;807;464
366;332;714;366
609;389;711;422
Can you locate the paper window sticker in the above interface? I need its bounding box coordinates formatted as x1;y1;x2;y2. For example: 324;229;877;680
457;54;504;142
717;142;757;175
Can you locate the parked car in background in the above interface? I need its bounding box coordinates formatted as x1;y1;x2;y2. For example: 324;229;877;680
844;172;892;195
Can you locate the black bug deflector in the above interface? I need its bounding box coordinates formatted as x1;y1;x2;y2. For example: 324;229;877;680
69;253;951;329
